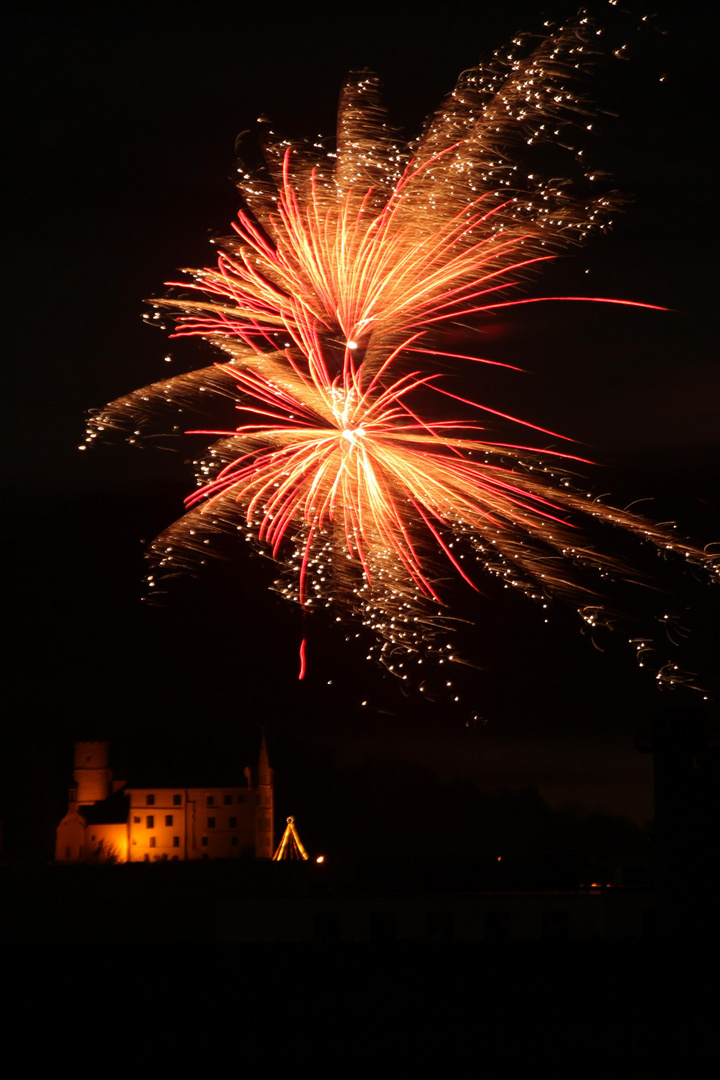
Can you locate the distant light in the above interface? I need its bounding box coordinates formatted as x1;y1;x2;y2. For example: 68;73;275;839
316;855;325;863
497;856;502;862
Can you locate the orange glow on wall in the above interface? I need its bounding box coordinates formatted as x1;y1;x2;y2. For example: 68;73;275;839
56;737;274;863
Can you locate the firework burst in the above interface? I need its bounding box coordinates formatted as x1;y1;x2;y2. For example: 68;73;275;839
88;17;717;687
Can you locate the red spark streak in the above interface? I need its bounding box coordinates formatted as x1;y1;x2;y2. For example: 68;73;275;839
91;37;716;680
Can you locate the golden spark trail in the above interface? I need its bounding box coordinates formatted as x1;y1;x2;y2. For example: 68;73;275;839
88;17;718;689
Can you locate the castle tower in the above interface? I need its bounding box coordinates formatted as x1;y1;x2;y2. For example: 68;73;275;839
254;731;274;859
73;741;112;806
56;737;277;863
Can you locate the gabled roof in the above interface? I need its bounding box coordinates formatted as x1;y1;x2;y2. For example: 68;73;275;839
82;789;130;824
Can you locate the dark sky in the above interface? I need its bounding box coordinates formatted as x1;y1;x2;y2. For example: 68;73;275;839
4;1;718;858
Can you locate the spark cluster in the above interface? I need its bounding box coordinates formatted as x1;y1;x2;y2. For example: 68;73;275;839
88;16;717;689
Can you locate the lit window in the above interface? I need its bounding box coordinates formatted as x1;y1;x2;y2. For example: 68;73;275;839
201;837;208;847
173;794;182;806
146;815;154;828
229;817;237;828
208;817;215;828
224;794;232;805
149;836;156;848
173;836;179;847
146;794;155;806
165;815;173;827
206;796;214;806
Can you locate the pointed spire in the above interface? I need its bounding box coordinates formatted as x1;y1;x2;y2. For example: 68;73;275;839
257;728;272;787
272;816;309;861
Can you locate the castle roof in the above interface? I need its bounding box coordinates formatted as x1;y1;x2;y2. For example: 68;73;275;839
81;789;130;824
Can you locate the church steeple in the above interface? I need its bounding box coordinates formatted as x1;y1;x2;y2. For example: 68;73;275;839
257;729;272;788
254;730;274;858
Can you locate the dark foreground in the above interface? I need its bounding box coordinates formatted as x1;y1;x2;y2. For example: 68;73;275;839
5;939;713;1075
3;860;714;1075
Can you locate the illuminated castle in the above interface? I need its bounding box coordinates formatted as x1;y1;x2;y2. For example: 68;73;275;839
55;736;274;863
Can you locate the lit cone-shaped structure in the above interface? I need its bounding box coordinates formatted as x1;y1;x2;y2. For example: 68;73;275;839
272;816;309;861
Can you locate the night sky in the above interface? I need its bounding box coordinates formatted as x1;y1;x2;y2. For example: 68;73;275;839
4;1;718;862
